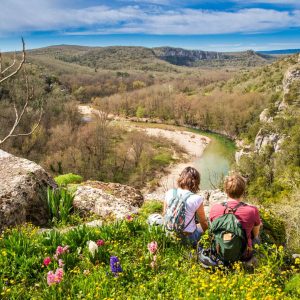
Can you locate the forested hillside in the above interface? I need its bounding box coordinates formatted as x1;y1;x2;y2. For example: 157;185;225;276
1;47;299;248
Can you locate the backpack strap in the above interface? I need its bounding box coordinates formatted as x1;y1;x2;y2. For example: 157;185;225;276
172;188;177;198
222;201;246;214
182;191;195;231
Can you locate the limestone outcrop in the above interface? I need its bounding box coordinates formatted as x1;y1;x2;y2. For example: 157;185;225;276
0;150;56;229
73;181;144;219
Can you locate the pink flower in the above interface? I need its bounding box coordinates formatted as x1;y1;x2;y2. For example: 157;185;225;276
47;268;64;286
55;245;69;259
43;257;51;267
58;259;64;267
147;241;158;254
96;239;105;246
47;271;56;286
55;268;64;282
150;261;156;269
56;246;64;256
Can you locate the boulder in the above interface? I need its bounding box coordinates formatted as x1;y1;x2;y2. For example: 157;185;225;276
0;150;56;229
73;181;144;219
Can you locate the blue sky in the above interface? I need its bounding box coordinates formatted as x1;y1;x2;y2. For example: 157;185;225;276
0;0;300;51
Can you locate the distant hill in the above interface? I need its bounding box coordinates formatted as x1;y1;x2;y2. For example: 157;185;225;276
259;49;300;55
28;45;275;70
153;47;274;67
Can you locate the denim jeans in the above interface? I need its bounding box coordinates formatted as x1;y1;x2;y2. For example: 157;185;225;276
182;226;203;247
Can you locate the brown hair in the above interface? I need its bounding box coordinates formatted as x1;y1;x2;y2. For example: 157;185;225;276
224;174;246;199
177;167;200;193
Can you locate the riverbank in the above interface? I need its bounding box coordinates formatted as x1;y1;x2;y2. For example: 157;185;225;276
136;126;211;200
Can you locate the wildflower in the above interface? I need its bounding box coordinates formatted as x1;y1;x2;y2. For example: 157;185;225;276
88;240;98;258
96;239;105;246
147;241;158;254
110;256;122;276
47;268;64;286
47;271;56;286
55;268;64;282
83;269;90;276
54;245;69;259
58;259;64;267
43;257;51;267
126;215;133;222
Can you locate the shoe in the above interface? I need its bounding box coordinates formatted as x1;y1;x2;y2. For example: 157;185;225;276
198;249;219;268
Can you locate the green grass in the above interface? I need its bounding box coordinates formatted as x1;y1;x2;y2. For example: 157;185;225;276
0;201;299;299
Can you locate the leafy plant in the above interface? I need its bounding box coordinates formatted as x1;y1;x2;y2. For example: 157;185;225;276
47;188;74;225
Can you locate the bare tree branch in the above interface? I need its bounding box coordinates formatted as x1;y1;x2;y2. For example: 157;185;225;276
1;52;17;75
0;38;25;84
0;38;43;145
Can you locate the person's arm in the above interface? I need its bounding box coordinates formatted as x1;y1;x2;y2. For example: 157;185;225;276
196;203;208;232
163;201;167;216
252;224;261;239
252;207;262;239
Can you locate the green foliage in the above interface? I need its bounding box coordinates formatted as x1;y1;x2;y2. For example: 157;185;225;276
136;106;146;118
0;213;299;299
285;273;300;297
260;209;286;245
47;188;74;225
139;200;163;219
54;173;83;186
153;152;173;166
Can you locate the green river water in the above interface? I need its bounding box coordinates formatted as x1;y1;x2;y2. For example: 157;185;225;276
189;129;236;190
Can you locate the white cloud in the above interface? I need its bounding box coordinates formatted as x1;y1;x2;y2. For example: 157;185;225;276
0;1;300;36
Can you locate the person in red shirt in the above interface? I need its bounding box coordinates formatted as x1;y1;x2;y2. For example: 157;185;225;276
209;174;262;258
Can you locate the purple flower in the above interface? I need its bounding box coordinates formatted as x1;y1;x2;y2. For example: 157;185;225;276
126;215;133;222
110;256;122;276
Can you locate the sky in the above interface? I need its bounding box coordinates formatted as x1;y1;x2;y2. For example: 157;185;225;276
0;0;300;52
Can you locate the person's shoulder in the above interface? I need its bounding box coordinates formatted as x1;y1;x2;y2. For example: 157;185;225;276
165;188;176;200
188;193;204;205
243;202;260;215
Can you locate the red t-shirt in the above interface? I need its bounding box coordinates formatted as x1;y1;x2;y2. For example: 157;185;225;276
209;200;261;247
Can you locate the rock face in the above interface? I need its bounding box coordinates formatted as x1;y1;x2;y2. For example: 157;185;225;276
73;181;144;219
199;189;228;216
0;150;56;229
254;129;285;153
259;108;273;123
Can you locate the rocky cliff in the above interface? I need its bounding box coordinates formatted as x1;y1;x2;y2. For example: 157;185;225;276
236;54;300;162
154;47;274;67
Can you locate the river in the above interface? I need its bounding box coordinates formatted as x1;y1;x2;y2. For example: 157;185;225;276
188;129;236;189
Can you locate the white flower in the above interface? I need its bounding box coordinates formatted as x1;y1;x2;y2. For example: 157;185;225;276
87;240;98;258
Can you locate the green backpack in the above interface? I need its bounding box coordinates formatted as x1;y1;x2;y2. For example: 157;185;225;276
210;202;247;264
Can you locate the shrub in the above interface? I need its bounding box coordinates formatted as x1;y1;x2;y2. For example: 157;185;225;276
153;153;173;166
260;209;286;245
54;173;83;186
